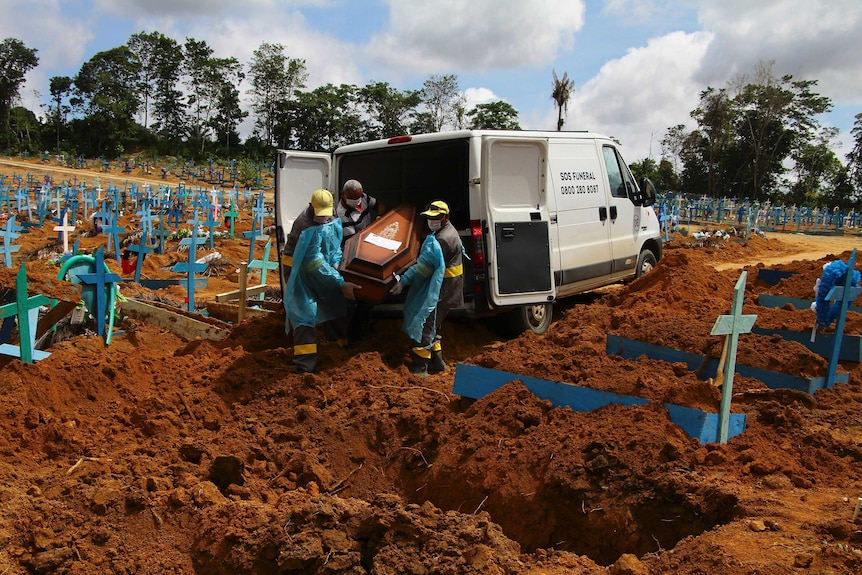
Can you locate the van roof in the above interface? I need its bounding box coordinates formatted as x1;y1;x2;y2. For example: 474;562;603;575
334;129;618;154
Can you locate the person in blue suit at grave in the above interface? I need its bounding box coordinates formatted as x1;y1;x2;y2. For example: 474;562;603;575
336;179;386;344
282;189;360;373
389;200;464;375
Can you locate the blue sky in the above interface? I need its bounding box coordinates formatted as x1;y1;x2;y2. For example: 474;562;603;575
3;0;861;165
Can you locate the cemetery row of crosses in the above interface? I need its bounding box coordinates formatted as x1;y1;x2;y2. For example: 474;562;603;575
659;195;861;234
0;171;275;315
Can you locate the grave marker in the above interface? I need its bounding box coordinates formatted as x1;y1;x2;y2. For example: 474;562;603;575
0;216;22;267
53;209;76;253
75;247;121;341
126;229;154;284
224;202;240;239
247;238;278;300
171;222;209;312
0;264;51;363
709;271;757;443
823;249;861;388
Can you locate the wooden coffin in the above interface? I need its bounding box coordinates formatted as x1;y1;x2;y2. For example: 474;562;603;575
340;204;421;303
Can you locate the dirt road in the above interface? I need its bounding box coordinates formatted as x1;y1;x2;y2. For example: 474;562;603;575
0;156;184;190
714;231;862;270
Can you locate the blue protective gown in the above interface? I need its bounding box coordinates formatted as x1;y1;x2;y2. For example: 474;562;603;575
400;234;445;343
284;218;346;328
815;259;861;329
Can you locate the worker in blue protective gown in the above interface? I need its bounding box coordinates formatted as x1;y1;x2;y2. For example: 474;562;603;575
282;189;359;373
390;200;464;375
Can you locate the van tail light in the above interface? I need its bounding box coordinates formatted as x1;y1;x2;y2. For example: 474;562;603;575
470;220;485;267
387;136;412;144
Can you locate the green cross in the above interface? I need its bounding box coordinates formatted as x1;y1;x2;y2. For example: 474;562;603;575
0;264;51;363
710;270;757;443
224;202;240;239
247;238;279;300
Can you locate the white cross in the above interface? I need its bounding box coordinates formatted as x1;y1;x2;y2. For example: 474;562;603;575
53;212;76;254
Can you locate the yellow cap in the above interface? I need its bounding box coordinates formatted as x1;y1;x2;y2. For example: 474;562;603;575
421;200;449;217
311;189;333;217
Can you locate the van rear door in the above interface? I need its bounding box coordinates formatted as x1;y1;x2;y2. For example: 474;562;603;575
274;150;331;251
481;136;555;307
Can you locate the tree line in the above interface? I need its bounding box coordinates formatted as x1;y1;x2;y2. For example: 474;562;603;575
629;61;862;209
1;36;860;209
0;34;520;163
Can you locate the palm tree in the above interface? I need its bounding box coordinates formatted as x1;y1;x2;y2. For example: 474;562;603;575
551;70;575;131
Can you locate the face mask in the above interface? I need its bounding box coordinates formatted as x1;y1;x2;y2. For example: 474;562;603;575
344;197;362;208
314;216;329;224
427;219;443;232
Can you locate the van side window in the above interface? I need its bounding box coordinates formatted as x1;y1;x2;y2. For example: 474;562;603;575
602;146;628;199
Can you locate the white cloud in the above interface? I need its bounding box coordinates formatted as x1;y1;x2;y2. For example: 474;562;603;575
0;0;93;117
94;0;273;19
463;87;499;109
569;30;712;161
0;0;93;71
366;0;586;73
697;0;862;104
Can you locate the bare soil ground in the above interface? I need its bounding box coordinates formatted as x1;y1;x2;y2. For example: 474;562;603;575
1;157;861;574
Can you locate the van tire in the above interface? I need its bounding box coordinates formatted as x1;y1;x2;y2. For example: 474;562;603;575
504;303;553;336
636;249;657;278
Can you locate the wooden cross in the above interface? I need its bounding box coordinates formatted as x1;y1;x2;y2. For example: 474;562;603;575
200;201;220;249
136;200;157;236
100;214;126;262
244;192;269;262
171;221;209;312
15;187;30;211
824;249;861;388
247;238;279;300
126;229;154;284
53;209;76;253
0;186;12;213
210;188;222;220
0;216;22;268
81;189;97;221
76;248;121;339
0;264;51;363
167;201;184;229
710;270;757;443
224;202;240;239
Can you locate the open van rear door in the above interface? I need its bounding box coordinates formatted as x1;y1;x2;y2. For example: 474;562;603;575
481;136;556;307
274;150;331;252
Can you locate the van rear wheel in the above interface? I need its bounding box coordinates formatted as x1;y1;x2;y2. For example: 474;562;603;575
504;303;553;336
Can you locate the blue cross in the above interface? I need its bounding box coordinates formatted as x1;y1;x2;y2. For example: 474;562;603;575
0;216;23;267
100;213;126;261
172;222;209;312
823;249;861;388
76;248;121;338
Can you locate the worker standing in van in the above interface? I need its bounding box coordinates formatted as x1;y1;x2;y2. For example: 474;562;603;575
390;200;464;375
336;179;385;344
282;189;359;373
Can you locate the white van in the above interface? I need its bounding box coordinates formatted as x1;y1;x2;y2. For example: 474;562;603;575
274;130;662;335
